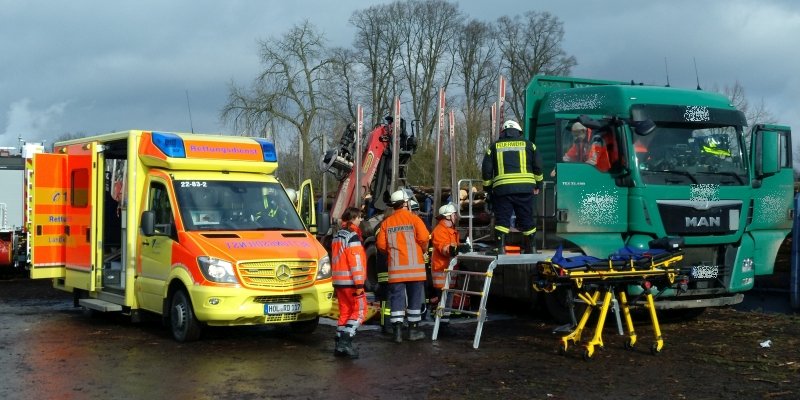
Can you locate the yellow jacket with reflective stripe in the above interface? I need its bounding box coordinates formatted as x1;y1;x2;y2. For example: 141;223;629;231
481;134;543;196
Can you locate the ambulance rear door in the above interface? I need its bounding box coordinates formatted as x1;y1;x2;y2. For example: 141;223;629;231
28;153;68;279
63;142;101;291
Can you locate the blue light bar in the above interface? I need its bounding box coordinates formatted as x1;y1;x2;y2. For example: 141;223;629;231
252;138;277;162
152;131;186;158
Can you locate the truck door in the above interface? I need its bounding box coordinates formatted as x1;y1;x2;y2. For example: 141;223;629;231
28;153;68;279
554;120;628;255
63;142;101;291
748;124;793;275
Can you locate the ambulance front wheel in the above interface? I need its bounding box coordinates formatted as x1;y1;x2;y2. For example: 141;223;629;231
170;289;202;342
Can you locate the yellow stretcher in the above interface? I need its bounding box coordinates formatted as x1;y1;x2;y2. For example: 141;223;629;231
534;248;683;360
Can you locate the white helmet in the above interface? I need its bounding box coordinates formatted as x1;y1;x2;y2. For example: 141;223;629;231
438;203;456;217
502;120;522;132
285;188;298;205
390;189;409;204
409;199;420;211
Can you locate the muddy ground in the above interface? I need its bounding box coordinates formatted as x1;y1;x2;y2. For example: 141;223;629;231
0;277;798;400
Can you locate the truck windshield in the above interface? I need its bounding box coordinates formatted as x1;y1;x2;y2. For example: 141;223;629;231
174;181;305;232
633;123;747;185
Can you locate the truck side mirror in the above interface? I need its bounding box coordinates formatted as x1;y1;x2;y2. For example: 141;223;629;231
141;210;155;237
755;129;780;177
632;119;656;136
317;211;330;237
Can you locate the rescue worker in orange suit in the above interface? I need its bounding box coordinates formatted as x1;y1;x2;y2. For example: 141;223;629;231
481;120;544;254
376;189;431;343
430;203;465;335
565;121;617;172
331;207;368;359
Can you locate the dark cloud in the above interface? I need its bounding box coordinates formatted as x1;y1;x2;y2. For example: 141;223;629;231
1;0;797;148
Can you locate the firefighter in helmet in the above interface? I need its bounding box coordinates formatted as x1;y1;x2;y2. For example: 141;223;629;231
481;120;543;254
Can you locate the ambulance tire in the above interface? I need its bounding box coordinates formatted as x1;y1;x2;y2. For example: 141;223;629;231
170;289;202;342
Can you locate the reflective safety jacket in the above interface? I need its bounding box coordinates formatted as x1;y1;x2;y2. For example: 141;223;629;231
431;219;459;289
331;222;367;288
481;135;544;196
376;208;430;283
585;130;618;172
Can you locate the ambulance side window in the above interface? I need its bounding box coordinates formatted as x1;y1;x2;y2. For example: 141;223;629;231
148;182;174;238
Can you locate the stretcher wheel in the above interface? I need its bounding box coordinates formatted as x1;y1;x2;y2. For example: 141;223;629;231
624;339;635;350
582;348;593;361
557;341;568;355
650;342;662;355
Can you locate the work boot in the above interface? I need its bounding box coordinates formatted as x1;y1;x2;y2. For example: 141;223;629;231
522;234;537;254
392;323;403;343
495;233;506;255
334;335;347;357
407;322;425;341
340;335;359;359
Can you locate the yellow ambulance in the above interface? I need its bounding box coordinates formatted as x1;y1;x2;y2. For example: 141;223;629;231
27;130;332;341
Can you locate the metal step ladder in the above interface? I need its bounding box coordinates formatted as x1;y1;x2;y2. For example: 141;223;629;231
431;256;495;349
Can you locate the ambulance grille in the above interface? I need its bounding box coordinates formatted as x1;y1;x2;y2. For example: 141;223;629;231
237;260;317;289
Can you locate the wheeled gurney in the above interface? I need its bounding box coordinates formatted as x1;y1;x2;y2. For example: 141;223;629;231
534;246;683;360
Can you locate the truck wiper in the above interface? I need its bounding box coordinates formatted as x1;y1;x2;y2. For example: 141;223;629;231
645;170;697;184
695;171;745;184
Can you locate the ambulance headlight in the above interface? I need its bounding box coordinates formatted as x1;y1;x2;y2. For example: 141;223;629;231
316;255;332;280
198;257;238;283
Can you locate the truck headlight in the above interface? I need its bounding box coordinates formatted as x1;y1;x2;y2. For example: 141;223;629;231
741;258;754;273
316;255;332;280
198;256;238;283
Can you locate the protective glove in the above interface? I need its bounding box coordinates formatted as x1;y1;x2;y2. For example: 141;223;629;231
485;192;492;212
449;245;457;257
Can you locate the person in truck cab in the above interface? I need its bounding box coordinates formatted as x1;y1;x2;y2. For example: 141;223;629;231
563;121;618;172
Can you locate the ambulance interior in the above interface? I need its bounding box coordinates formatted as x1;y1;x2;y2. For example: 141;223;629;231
100;139;128;292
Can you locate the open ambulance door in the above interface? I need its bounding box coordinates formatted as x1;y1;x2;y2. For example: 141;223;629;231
62;142;101;291
298;179;317;234
28;153;68;279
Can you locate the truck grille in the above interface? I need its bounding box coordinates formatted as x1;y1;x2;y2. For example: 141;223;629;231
237;260;317;289
657;200;741;236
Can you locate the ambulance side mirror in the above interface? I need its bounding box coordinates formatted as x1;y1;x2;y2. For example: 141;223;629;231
141;210;155;237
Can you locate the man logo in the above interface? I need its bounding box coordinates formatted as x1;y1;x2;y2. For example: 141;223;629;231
685;216;720;228
275;264;292;281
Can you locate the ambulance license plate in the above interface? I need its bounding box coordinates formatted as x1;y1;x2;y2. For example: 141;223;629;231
265;302;301;315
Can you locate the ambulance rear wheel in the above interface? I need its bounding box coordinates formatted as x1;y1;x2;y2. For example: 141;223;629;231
170;289;202;342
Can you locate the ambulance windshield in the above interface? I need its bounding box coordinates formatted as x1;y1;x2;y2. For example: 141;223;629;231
174;180;305;231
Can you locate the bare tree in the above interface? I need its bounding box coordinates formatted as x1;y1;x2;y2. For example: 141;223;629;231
324;46;360;123
497;11;577;124
221;20;332;186
397;0;464;144
456;19;498;178
350;2;405;126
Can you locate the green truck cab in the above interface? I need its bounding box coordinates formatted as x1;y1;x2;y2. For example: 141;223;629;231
528;75;793;309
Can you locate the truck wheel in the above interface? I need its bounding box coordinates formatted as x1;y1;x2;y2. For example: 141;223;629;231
545;287;586;325
290;316;319;334
170;290;202;342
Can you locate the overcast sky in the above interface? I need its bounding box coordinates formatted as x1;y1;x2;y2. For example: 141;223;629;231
1;0;798;149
